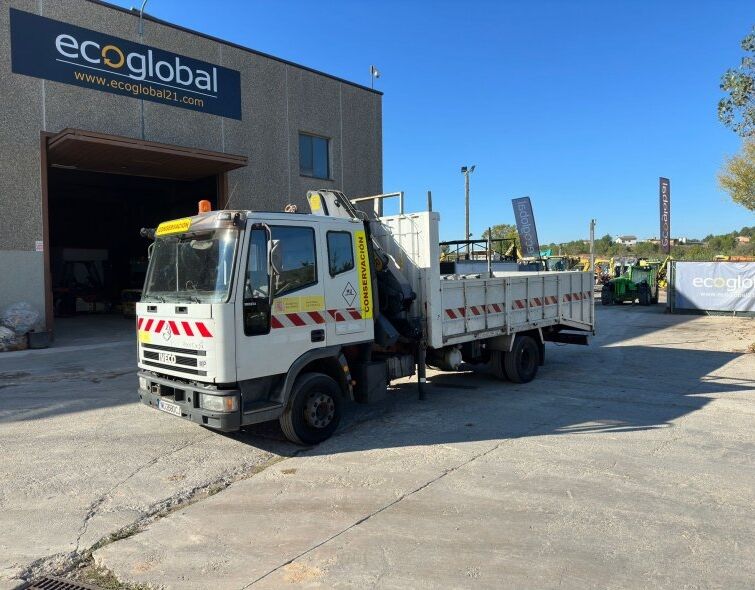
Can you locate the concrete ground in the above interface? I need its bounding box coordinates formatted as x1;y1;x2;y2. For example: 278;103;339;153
0;316;387;587
1;306;754;588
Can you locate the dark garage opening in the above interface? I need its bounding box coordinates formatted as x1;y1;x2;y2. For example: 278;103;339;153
48;169;218;317
43;128;247;327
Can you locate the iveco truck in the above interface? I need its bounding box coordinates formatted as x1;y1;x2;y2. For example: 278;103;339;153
136;191;594;444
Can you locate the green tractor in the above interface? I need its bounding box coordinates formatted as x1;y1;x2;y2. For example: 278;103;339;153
601;264;659;306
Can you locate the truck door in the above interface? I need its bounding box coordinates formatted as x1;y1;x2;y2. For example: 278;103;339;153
323;226;372;343
237;222;326;381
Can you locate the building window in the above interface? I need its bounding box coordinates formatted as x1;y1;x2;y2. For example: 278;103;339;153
299;133;329;179
270;226;317;296
327;231;354;276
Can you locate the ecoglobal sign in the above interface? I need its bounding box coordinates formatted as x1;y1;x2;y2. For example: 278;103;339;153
10;9;241;120
674;262;755;313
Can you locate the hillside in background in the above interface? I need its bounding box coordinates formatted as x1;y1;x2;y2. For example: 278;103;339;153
541;226;755;260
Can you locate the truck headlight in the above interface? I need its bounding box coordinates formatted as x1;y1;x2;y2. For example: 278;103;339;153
200;394;238;412
139;376;148;391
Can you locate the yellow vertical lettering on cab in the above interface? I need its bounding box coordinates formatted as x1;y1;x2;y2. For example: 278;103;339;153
354;230;373;319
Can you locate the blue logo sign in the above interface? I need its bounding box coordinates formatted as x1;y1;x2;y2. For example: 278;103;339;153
512;196;541;258
10;8;241;120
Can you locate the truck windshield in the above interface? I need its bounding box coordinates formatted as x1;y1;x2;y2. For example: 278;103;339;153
143;229;238;303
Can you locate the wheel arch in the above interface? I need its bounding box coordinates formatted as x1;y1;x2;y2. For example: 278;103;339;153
486;329;544;366
273;347;353;405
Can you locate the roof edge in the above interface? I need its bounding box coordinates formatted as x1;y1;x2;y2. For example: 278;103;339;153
84;0;383;96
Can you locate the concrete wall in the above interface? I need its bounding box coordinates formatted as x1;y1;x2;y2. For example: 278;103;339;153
0;252;46;322
0;0;382;323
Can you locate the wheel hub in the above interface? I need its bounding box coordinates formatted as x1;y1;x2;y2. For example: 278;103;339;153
304;392;335;429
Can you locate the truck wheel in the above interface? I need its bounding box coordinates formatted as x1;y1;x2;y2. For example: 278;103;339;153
638;283;650;306
503;335;540;383
280;373;342;445
489;350;508;381
601;286;612;305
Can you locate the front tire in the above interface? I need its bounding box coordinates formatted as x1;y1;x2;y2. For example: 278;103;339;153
638;282;650;306
503;335;540;383
601;285;613;305
280;373;342;445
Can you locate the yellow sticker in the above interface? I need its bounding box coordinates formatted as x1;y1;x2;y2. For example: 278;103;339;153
273;297;301;313
308;193;322;213
354;230;373;319
300;295;325;312
155;217;191;236
138;330;151;344
273;295;325;313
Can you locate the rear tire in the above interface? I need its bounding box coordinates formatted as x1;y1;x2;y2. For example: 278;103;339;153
489;350;509;381
503;335;540;383
280;373;342;445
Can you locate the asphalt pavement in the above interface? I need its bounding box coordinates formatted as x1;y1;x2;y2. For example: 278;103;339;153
1;307;754;589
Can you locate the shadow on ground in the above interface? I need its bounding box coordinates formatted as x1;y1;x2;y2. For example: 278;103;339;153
2;304;751;457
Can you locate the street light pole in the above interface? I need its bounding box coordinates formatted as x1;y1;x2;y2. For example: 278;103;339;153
461;165;476;256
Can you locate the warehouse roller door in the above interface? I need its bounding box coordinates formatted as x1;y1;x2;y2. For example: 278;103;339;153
41;128;247;333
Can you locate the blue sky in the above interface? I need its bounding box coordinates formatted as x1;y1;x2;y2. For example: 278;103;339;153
110;0;754;243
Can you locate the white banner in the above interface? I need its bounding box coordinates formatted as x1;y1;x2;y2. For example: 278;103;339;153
673;262;755;312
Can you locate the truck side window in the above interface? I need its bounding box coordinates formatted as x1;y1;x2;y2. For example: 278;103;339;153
270;226;317;297
327;231;354;276
244;229;270;336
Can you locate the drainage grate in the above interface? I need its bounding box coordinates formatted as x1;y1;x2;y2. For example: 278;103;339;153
19;576;102;590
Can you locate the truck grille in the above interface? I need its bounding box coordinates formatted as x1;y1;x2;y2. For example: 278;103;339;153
140;343;207;376
141;343;207;356
142;350;198;367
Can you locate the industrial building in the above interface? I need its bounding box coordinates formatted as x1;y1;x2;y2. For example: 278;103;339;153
0;0;383;332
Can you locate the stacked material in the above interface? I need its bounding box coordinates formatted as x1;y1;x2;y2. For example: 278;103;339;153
0;302;40;351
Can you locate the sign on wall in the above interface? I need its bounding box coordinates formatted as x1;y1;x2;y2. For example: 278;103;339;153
673;261;755;312
10;8;242;120
511;197;541;258
659;177;671;254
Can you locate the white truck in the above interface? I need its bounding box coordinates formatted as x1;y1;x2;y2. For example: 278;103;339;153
136;191;594;444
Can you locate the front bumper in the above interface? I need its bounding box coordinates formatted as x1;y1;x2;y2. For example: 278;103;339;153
138;371;241;432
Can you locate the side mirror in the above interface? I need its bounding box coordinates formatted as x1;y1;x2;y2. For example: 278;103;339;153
270;239;282;275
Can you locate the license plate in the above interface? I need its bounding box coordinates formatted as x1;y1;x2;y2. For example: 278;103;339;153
158;399;182;417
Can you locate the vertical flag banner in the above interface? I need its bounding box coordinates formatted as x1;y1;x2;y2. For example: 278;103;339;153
659;177;671;254
512;197;541;258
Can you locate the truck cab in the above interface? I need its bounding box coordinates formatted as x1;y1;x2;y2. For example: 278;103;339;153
137;207;379;444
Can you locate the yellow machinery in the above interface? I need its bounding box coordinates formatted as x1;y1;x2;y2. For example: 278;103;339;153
714;255;755;262
594;258;611;284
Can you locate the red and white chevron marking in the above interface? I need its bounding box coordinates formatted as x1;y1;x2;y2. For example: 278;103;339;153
563;290;592;302
271;308;362;330
137;318;213;337
444;291;592;318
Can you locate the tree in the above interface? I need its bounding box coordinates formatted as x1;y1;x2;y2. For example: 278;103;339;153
718;26;755;137
481;224;519;256
719;138;755;211
596;234;614;253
